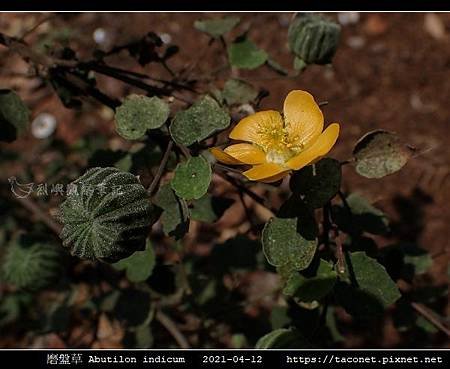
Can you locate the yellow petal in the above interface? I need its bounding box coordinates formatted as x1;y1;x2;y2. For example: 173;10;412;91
286;123;340;170
229;110;283;146
243;163;287;181
260;171;290;183
210;147;245;165
283;90;324;148
224;143;266;165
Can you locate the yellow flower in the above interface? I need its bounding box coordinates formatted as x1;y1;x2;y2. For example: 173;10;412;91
210;90;340;182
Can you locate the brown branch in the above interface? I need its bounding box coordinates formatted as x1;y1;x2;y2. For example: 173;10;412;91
20;14;56;40
216;171;276;215
14;197;62;235
147;140;174;195
155;310;190;349
411;302;450;337
0;32;76;68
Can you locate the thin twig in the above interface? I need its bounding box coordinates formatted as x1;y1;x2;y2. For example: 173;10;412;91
217;171;276;214
147;140;174;195
334;232;346;274
176;143;192;159
155;310;190;348
14;197;62;235
411;302;450;337
238;191;257;231
20;14;56;40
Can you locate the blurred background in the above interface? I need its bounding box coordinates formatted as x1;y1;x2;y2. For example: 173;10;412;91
0;13;448;348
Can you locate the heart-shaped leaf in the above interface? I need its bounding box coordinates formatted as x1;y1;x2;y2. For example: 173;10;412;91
0;90;30;143
113;240;155;282
194;16;240;38
115;95;169;140
222;79;258;106
170;96;230;146
290;158;341;209
283;259;337;302
228;38;268;69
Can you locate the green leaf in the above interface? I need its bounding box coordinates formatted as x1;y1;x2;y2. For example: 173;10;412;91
222;79;258;106
190;194;233;223
134;325;154;348
379;243;433;280
353;130;414;179
0;292;33;327
170;95;230;146
332;193;389;235
113;240;155;282
340;251;401;311
262;217;317;273
194;16;240;38
115;95;169;140
114;288;152;328
171;156;212;200
290;158;341;209
228;38;268;69
326;307;345;342
255;328;309;349
293;56;308;71
283;259;337;302
210;235;261;275
231;334;248;349
0;90;30;143
416;316;438;334
270;306;291;329
153;184;189;239
403;250;433;275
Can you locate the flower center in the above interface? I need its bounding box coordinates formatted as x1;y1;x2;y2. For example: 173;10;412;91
256;124;305;165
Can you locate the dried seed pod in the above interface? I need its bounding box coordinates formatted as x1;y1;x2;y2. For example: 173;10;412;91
288;14;341;65
1;238;63;291
59;167;154;262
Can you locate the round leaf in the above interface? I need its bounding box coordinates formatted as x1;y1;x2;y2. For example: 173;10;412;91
289;158;341;209
332;193;389;235
262;217;317;272
171;156;212;200
0;90;30;143
353;130;414;178
113;240;155;282
255;328;309;349
153;184;189;239
115;95;169;140
190;194;233;223
194;16;240;38
283;259;337;302
222;79;258;106
170;96;230;146
228;38;268;69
